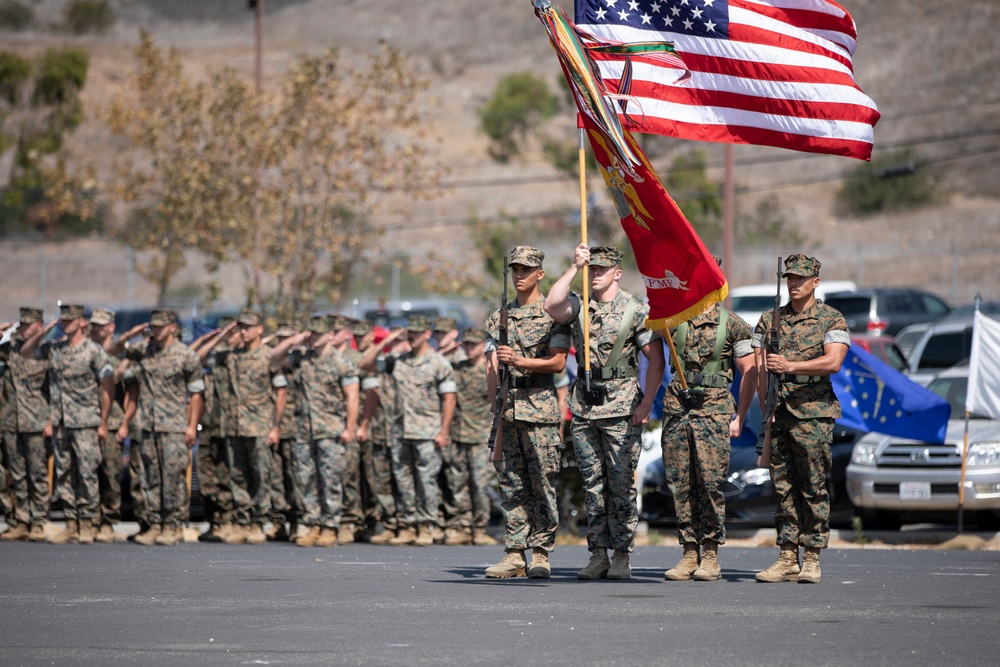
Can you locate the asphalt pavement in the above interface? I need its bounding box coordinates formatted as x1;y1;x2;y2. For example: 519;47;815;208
1;537;999;666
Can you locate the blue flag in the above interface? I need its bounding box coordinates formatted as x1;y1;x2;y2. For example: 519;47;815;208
833;344;951;444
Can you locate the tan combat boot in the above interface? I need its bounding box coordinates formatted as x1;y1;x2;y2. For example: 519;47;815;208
28;523;46;542
245;523;266;545
155;524;182;546
94;523;117;544
797;547;822;584
431;525;446;544
296;526;321;547
369;527;396;545
388;527;417;546
528;548;551;579
694;541;722;581
337;523;356;545
221;524;248;545
664;543;700;581
1;523;29;541
315;526;338;547
485;550;527;578
414;525;434;547
133;524;162;546
472;528;498;546
577;549;610;580
608;550;631;580
49;520;80;545
78;519;96;545
214;523;235;543
755;545;801;583
444;528;473;546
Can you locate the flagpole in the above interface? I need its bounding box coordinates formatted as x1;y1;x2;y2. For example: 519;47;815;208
958;293;981;534
722;144;734;308
578;121;593;395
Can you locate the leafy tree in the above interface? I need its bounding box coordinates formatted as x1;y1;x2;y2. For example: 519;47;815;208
478;72;559;163
738;194;802;246
64;0;115;35
836;148;937;216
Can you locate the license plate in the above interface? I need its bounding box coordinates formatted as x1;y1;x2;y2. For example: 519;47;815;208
900;481;931;501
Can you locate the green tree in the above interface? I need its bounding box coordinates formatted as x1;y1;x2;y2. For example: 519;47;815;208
738;194;802;247
64;0;115;35
836;148;937;216
478;72;559;163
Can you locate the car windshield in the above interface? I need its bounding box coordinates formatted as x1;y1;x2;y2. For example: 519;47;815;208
895;328;926;350
927;374;989;419
825;295;871;316
731;295;778;312
918;330;972;370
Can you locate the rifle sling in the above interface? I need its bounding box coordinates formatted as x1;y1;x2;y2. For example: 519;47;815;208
674;308;731;388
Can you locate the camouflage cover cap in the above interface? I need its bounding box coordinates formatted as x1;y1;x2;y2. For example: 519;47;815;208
19;307;43;324
274;322;297;337
406;314;431;332
328;314;351;331
713;255;723;267
589;246;623;267
507;246;544;268
782;253;822;277
59;304;86;321
150;309;177;326
433;316;457;333
308;314;330;334
351;319;373;336
237;309;262;326
218;316;236;329
461;327;487;344
89;307;115;326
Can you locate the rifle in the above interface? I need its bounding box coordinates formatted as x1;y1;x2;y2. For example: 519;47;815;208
757;256;783;468
488;257;510;463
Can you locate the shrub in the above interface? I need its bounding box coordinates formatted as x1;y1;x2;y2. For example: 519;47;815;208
34;49;89;106
836;148;938;216
64;0;115;35
0;51;31;104
0;0;33;31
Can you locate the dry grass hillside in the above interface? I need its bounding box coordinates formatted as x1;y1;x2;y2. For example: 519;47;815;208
2;0;999;312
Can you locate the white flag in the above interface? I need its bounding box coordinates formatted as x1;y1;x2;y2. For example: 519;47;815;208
966;311;1000;418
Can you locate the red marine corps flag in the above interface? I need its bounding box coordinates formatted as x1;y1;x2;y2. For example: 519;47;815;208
535;0;726;328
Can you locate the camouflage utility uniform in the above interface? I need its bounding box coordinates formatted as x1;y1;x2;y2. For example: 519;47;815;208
43;327;114;525
341;343;370;538
389;339;456;536
0;309;50;535
227;345;287;528
753;301;848;550
447;329;495;540
126;336;205;529
485;297;571;554
365;354;402;535
199;346;236;530
662;305;752;547
568;286;657;554
290;344;360;531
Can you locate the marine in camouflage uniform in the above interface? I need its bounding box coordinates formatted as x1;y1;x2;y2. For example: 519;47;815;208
269;321;302;541
272;314;360;548
433;315;468;543
357;329;405;544
334;315;368;544
484;247;570;579
192;317;239;542
346;318;387;542
0;308;51;542
21;304;114;545
545;245;665;580
122;309;205;546
442;327;498;546
372;315;456;547
226;310;288;544
659;258;755;582
753;254;850;584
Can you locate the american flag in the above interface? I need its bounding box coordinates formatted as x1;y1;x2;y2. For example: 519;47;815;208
574;0;880;160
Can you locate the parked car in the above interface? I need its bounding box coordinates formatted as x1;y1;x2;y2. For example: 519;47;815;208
905;318;973;386
846;364;1000;530
850;334;908;371
824;288;950;337
358;300;474;331
730;280;856;328
640;423;863;527
894;322;932;359
943;301;1000;320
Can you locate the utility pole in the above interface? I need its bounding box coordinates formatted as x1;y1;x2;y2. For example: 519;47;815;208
250;0;263;93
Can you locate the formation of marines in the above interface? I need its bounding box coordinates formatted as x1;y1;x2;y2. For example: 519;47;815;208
0;248;848;584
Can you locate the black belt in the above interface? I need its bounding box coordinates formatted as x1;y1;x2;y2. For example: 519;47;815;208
780;374;827;384
511;375;555;389
683;371;729;389
591;366;638;380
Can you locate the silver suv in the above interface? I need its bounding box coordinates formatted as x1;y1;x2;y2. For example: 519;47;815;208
846;365;1000;529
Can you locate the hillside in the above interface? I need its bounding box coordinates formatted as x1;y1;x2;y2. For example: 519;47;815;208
2;0;999;312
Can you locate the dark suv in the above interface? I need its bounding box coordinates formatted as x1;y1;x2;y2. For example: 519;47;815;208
825;289;950;336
